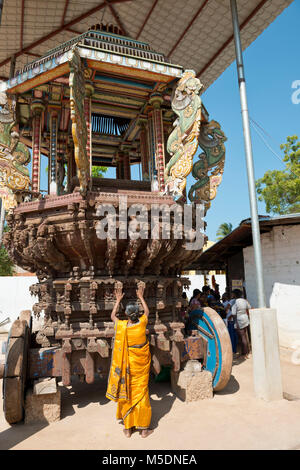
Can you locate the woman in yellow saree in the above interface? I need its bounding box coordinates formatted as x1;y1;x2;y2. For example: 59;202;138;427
106;283;152;438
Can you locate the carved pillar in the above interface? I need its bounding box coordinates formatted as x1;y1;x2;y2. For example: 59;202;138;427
49;111;58;195
149;93;165;191
84;84;94;176
122;148;131;180
116;152;122;179
138;119;149;181
67;143;76;192
31;100;45;193
117;152;124;179
147;111;155;181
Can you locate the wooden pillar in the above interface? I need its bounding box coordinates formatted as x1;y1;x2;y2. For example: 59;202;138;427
84;84;94;176
67;143;76;192
147;111;155;181
138;119;149;181
49;111;58;195
116;152;124;179
31;101;45;194
149;93;165;191
122;148;131;180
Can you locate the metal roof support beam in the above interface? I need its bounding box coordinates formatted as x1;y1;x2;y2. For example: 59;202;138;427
105;0;128;37
197;0;269;78
61;0;70;27
20;0;25;50
0;0;132;71
136;0;159;40
167;0;209;58
230;0;266;308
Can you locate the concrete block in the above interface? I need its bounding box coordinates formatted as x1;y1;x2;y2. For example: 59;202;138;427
25;386;61;424
250;308;283;401
171;360;213;402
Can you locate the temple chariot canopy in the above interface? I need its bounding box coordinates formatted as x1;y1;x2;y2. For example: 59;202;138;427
0;0;293;89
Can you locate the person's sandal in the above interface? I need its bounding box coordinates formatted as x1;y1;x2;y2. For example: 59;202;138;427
123;429;132;438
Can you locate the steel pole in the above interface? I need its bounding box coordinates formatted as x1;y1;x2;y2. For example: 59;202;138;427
230;0;266;308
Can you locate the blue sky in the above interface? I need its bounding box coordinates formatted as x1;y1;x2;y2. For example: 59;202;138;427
200;0;300;241
39;1;299;241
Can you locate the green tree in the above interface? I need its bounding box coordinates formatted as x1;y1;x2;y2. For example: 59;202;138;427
0;227;13;276
256;135;300;215
92;166;108;178
216;222;233;241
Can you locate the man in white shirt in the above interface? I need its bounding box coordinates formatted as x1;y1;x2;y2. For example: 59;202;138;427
231;289;251;358
222;293;237;353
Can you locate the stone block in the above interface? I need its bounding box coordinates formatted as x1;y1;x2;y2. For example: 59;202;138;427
171;360;213;402
33;378;57;395
25;386;61;424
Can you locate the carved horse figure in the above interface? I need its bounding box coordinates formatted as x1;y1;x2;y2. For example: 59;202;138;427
164;70;203;200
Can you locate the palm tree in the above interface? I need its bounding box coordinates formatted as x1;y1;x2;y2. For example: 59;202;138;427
216;222;233;241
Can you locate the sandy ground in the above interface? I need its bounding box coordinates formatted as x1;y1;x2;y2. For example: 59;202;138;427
0;353;300;450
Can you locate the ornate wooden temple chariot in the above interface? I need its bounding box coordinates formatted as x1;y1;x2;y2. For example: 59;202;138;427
0;24;231;424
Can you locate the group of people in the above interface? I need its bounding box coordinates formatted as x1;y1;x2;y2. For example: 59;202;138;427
181;285;251;359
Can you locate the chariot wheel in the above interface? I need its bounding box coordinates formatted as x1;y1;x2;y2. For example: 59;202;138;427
194;307;232;391
3;310;32;424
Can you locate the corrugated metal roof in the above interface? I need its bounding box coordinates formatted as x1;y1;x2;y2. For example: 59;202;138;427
0;0;293;88
189;213;300;270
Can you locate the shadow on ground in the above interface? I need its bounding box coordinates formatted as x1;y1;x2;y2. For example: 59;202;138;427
149;376;176;430
60;374;177;430
0;421;48;450
60;376;110;419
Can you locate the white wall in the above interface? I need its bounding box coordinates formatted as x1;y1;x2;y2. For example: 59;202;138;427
185;274;226;299
0;276;38;333
243;225;300;348
270;282;300;349
243;225;300;308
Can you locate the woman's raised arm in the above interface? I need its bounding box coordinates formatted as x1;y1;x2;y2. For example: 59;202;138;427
136;282;149;318
111;284;124;323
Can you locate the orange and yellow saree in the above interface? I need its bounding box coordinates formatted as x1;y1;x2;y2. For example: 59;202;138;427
106;314;151;430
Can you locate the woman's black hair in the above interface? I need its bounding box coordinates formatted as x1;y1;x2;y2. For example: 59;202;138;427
125;302;140;322
189;288;201;305
182;292;187;299
233;289;243;298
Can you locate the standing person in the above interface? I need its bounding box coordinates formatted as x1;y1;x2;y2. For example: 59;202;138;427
106;282;152;438
189;288;201;311
180;292;189;321
202;286;215;306
214;283;221;301
222;293;237;353
231;289;251;359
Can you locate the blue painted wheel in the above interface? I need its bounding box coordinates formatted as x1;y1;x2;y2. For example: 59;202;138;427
190;307;232;391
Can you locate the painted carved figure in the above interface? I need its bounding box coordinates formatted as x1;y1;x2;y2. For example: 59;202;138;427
164;70;203;200
188;120;227;211
69;47;90;195
0;91;31;209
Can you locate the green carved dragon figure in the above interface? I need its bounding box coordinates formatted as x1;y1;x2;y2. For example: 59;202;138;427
188;120;227;209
